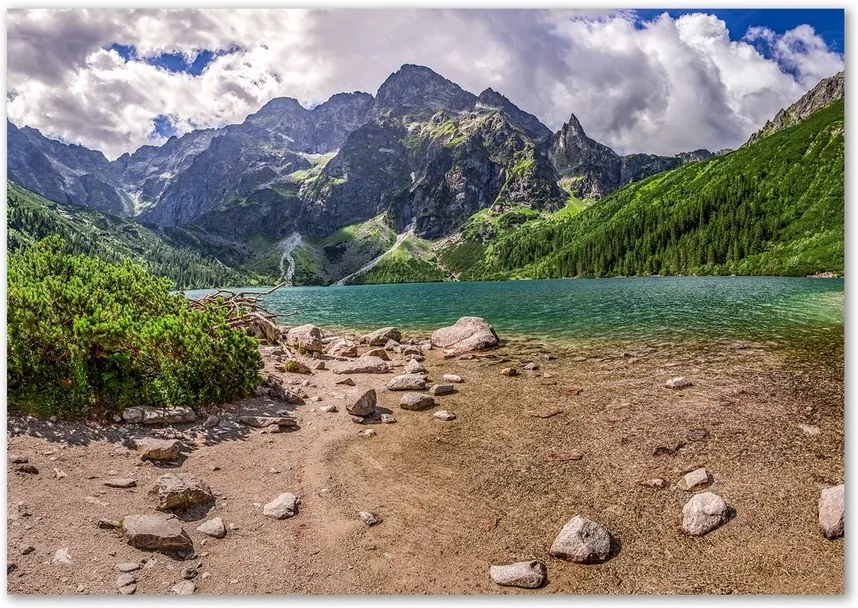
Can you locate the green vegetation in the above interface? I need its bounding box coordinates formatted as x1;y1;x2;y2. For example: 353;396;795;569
350;236;449;284
7;181;259;289
459;100;844;279
7;237;263;419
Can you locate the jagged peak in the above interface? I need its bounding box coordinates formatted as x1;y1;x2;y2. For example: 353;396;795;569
561;113;587;138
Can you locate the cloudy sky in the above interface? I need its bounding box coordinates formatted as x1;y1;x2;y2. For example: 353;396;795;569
6;8;844;159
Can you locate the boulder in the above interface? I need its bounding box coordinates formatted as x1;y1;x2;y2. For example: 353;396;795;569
818;484;844;539
431;317;499;355
149;473;215;512
364;348;390;360
263;493;299;519
196;517;227;539
443;374;464;384
402;345;423;356
429;384;455;396
386;374;427;391
135;438;180;461
332;356;390;375
361;327;401;346
404;359;427;374
400;393;435;411
549;516;612;563
347;389;377;417
122;514;193;552
681;492;731;536
327;338;358;358
384;339;401;352
489;560;547;589
666;376;692;389
249;312;280;344
286;324;323;354
123;406;196;425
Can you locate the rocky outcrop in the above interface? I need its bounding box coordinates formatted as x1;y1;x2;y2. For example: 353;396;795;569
431;317;499;355
745;71;844;146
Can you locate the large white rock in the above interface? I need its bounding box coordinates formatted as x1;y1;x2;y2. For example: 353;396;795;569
332;356;390;374
431;317;499;355
819;484;844;539
286;324;323;353
263;493;300;519
549;516;612;563
326;338;358;358
681;492;731;536
489;560;547;589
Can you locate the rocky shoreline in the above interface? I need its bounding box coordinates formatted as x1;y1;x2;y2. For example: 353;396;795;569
7;316;845;594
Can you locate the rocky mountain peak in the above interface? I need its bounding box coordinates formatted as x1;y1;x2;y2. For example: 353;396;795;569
374;64;477;115
560;113;587;139
475;88;552;142
745;70;844;146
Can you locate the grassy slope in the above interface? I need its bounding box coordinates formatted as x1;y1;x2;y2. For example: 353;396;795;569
6;181;261;289
349;234;450;284
459;100;843;279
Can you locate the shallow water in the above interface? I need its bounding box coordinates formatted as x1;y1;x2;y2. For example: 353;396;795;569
184;276;844;345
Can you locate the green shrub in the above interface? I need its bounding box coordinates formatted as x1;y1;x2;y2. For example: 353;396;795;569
7;236;263;419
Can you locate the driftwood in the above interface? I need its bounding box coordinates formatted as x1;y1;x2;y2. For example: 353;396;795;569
187;281;298;336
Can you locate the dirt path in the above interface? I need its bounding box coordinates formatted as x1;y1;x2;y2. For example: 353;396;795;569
6;334;844;594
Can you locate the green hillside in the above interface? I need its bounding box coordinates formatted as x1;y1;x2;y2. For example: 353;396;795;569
6;181;261;289
453;100;844;279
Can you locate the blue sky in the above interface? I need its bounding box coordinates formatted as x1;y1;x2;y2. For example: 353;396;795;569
634;8;844;52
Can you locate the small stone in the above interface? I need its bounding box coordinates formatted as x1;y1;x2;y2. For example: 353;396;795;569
526;406;563;419
666;376;692;389
681;492;731;536
319;405;338;413
196;517;227;539
122;514;194;552
97;518;121;529
678;468;711;491
104;478;137;489
400;392;435;411
237;415;297;428
19;545;34;556
686;428;710;441
359;511;381;526
335;378;356;386
489;560;547;589
181;565;198;579
116;562;141;572
641;478;667;489
263;493;299;519
380;414;396;424
135;438;180;461
9;454;28;464
501;367;518;377
52;548;72;565
429;384;455;396
350;415;365;424
549;516;612;563
346;388;377;417
358;429;377;437
14;464;39;475
433;410;456;421
818;484;844;539
116;573;136;588
523;362;540;371
544;450;583;462
442;374;463;383
118;582;137;595
798;423;821;436
203;415;220;429
311;360;326;371
171;580;196;595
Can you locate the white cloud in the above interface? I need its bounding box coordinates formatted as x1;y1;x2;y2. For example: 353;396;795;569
6;8;844;159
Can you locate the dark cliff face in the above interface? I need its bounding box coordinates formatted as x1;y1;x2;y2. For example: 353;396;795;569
9;62;720;242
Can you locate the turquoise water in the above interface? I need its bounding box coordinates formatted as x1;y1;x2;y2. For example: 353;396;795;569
184;277;844;344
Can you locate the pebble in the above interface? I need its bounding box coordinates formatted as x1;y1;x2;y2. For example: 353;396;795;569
116;562;141;572
678;468;710;491
442;374;463;383
523;362;540;371
359;511;381;526
196;517;227;539
319;405;338;413
263;493;299;519
501;367;518;377
171;580;195;595
666;376;692;389
380;414;397;424
358;429;377;437
489;560;547;589
104;478;137;488
52;548;72;565
433;410;457;421
182;565;198;580
19;545;34;556
641;478;667;489
819;484;844;539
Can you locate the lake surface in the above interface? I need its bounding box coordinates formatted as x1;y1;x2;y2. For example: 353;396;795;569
185;276;844;345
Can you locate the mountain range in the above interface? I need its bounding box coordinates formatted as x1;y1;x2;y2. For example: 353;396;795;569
6;66;844;287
